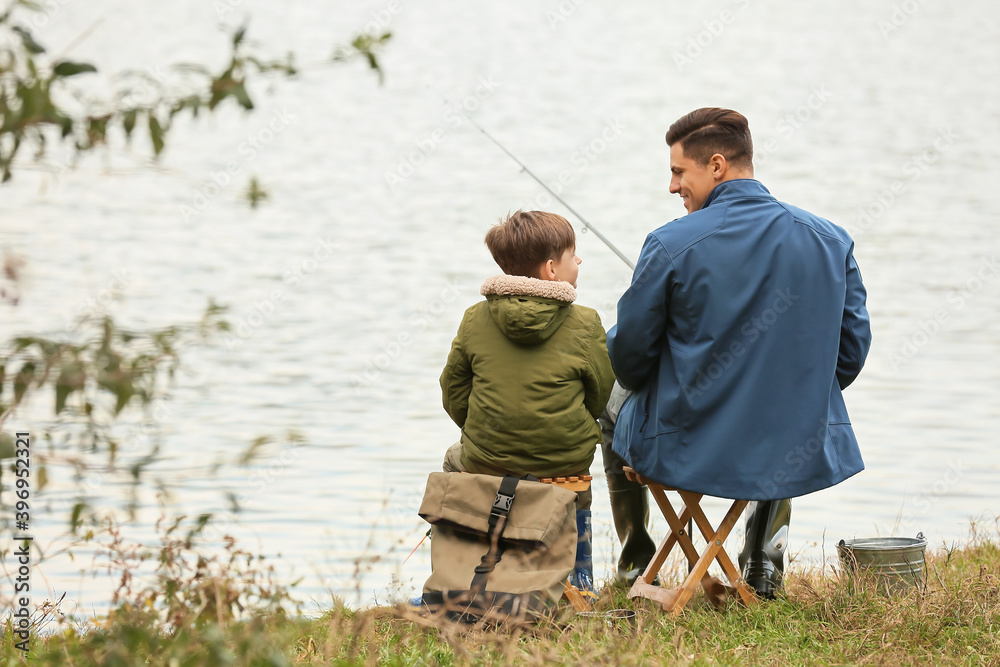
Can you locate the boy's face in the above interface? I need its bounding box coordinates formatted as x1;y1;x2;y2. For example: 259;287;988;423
550;247;582;288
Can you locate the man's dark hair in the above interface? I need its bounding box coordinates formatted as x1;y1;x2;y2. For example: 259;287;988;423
665;108;753;169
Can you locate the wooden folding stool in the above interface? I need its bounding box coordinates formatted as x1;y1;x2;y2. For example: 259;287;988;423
623;467;757;615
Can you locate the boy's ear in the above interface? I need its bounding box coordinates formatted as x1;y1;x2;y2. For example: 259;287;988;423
539;258;556;281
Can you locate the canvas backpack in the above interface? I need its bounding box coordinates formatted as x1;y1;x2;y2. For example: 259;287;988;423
417;471;578;624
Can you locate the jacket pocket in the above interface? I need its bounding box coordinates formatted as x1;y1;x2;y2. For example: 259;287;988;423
639;375;658;434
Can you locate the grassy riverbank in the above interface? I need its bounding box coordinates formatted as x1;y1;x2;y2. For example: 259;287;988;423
6;532;999;666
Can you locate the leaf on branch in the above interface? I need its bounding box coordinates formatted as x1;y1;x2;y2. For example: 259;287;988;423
52;60;97;78
122;108;138;141
232;23;247;48
11;26;45;54
170;95;202;120
0;432;15;460
238;435;270;466
57;113;73;138
12;336;36;352
13;361;36;404
86;115;110;147
70;501;87;531
55;361;85;414
208;75;235;110
114;380;134;414
55;380;69;414
232;81;253;110
331;31;391;84
245;176;268;208
148;112;165;157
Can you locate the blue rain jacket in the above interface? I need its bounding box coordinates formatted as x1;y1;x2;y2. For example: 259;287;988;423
608;179;871;500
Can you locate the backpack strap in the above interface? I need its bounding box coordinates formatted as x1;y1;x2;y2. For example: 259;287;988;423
469;474;520;592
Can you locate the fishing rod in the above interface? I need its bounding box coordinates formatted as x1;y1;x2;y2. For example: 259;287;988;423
456;109;636;272
401;105;694;573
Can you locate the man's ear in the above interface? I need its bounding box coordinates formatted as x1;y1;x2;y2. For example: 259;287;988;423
709;153;727;180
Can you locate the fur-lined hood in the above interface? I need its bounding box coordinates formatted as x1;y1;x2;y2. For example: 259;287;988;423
479;275;576;344
480;275;576;302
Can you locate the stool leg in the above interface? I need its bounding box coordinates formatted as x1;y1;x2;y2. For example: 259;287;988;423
627;479;758;614
628;488;697;611
654;490;725;608
648;491;695;568
681;493;756;608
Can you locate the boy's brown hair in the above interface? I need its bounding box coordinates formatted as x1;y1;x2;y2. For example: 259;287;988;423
485;210;575;278
665;107;753;169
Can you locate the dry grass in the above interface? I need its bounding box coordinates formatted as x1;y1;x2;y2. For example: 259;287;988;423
294;534;1000;666
6;524;999;666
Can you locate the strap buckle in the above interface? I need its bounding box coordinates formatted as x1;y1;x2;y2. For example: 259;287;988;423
491;490;514;516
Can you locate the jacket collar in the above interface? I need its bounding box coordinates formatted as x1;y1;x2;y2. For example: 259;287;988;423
701;178;774;210
481;275;577;303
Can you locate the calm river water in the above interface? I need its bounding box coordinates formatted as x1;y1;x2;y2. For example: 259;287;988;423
1;0;999;615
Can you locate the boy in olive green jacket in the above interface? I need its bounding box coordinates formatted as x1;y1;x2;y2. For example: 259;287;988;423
439;210;615;594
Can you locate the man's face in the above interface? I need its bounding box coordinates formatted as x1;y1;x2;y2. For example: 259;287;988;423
669;143;718;213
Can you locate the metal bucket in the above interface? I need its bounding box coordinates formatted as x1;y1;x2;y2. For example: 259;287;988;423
837;532;927;593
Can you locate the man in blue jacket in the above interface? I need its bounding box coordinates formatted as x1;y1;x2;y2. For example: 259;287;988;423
607;107;871;597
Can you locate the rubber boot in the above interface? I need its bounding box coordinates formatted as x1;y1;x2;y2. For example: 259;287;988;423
738;499;792;599
569;509;598;599
604;442;657;585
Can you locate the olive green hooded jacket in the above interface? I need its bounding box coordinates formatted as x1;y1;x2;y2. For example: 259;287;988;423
440;275;615;478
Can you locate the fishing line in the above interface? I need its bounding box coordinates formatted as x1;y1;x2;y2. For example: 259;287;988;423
448;103;636;272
